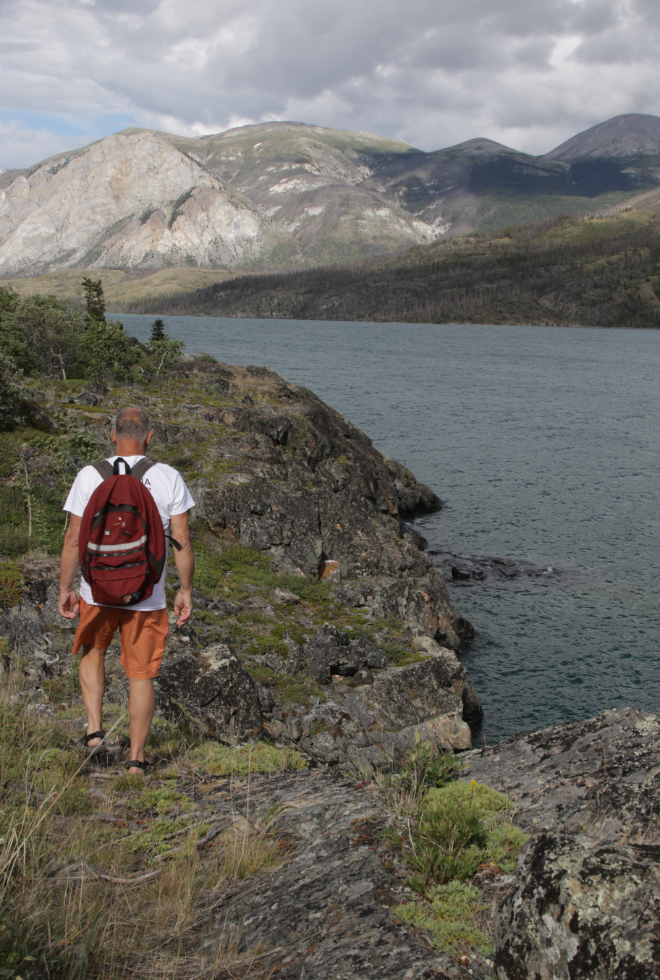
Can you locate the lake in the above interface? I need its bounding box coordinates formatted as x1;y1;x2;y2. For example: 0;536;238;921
122;314;660;743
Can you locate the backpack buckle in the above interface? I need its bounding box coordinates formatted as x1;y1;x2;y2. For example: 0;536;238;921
113;457;132;476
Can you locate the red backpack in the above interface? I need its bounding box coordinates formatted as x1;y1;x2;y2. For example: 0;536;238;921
79;457;171;607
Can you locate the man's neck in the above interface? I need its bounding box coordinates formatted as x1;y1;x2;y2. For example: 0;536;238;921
114;443;147;458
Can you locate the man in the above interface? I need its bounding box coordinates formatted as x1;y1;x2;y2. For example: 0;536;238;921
58;406;195;774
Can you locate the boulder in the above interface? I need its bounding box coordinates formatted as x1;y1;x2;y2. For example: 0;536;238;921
496;832;660;979
270;587;300;605
155;644;263;741
282;631;307;676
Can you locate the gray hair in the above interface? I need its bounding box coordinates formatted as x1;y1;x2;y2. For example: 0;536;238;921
114;406;151;442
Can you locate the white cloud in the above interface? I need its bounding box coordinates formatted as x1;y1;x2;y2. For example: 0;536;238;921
1;0;660;168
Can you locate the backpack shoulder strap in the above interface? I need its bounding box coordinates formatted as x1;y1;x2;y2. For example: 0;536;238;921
91;460;114;480
131;457;157;482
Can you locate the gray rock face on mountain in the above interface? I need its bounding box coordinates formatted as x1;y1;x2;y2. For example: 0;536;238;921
464;707;660;979
0;123;435;275
0;131;293;276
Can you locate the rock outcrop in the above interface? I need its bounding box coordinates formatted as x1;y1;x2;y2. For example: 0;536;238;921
261;632;477;769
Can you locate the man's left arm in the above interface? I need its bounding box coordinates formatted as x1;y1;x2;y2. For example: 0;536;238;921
59;514;82;619
170;511;194;627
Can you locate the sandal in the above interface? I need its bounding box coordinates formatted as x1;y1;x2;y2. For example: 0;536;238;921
125;760;150;773
82;730;107;755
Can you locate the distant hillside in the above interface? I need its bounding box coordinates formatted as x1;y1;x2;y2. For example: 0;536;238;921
121;192;660;329
1;114;659;278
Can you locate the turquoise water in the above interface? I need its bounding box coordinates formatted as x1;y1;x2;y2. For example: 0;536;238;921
123;315;660;742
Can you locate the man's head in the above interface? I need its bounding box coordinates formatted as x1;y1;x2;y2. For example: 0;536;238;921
111;407;152;454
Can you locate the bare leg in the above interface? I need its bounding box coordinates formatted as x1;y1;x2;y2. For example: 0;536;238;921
127;678;155;774
78;645;107;746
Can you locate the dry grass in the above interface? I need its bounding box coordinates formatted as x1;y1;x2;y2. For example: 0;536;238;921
0;664;293;979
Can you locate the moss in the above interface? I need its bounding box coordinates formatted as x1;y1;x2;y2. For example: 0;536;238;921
188;741;307;776
127;787;192;815
395;881;492;957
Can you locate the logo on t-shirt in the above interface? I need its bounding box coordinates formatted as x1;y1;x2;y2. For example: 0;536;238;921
144;478;152;487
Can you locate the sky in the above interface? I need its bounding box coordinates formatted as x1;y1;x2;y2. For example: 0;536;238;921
1;0;660;171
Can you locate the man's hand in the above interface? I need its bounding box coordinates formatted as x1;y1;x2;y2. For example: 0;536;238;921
173;590;193;627
58;589;80;619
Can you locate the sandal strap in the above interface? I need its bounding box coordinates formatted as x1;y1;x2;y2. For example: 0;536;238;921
125;760;149;770
82;730;106;746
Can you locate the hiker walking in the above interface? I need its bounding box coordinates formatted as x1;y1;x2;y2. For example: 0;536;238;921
58;407;195;774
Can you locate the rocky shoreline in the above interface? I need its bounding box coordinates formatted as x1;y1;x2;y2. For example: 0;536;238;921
1;361;658;978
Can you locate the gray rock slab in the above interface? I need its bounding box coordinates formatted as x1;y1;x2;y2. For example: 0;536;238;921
192;769;450;980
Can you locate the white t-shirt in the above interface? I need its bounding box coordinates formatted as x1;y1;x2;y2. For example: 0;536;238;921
64;455;195;611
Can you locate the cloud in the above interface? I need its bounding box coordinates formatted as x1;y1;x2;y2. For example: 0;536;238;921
1;0;660;169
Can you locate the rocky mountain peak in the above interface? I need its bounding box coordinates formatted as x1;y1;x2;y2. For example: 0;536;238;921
545;112;660;161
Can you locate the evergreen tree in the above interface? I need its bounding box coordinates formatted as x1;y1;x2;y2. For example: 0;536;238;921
82;277;106;325
0;352;23;432
150;318;166;343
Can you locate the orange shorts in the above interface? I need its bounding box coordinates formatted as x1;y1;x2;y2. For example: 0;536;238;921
72;598;170;680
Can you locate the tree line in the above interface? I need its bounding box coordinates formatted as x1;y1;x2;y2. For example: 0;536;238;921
118;216;660;329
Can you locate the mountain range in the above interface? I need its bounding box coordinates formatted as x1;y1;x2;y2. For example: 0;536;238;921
1;113;660;277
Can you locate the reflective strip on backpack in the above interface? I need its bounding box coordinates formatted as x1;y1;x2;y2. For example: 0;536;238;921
87;534;148;553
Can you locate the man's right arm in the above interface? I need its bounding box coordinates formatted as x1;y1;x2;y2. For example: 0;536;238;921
59;514;82;619
170;511;194;627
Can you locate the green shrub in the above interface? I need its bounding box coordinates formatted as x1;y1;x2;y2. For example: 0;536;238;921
409;795;487;884
0;559;21;607
80;318;145;381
